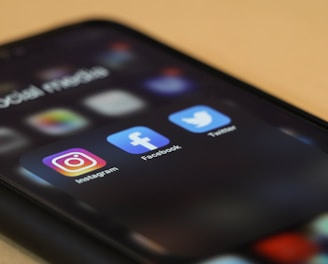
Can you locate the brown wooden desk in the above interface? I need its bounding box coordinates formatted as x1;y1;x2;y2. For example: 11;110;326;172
1;1;327;263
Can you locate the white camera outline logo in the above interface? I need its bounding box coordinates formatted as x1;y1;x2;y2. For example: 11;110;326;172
51;151;97;173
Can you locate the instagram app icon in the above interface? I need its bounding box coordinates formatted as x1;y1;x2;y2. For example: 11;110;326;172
43;148;106;177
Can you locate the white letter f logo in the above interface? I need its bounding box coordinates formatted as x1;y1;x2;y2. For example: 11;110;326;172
129;132;157;150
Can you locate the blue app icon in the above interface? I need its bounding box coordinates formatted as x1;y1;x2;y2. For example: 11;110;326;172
107;126;170;154
169;105;231;133
198;255;254;264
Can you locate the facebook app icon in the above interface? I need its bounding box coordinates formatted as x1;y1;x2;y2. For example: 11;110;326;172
107;126;170;154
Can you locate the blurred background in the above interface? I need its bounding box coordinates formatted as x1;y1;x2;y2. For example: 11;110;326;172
1;0;328;263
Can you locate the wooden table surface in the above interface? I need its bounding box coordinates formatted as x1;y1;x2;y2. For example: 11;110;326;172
1;1;327;263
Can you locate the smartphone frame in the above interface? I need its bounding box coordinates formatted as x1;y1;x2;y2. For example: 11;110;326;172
0;19;327;263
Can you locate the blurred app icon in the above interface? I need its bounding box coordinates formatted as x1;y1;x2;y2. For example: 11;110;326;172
83;89;146;117
26;108;88;135
99;42;135;70
37;65;72;80
198;255;255;264
310;214;328;236
144;67;193;95
0;127;29;154
254;233;318;263
307;254;328;264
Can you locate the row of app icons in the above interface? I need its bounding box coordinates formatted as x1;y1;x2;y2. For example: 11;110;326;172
199;213;328;264
1;64;194;100
42;105;231;177
0;100;230;158
18;85;207;137
27;89;147;136
0;89;138;155
0;89;147;155
98;42;194;95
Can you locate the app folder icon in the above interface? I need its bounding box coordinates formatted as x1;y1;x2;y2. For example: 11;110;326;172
26;108;88;135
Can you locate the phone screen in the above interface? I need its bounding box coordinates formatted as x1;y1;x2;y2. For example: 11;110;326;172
1;21;328;263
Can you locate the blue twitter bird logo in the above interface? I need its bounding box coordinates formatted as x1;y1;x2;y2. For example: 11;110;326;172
182;110;213;128
169;105;231;133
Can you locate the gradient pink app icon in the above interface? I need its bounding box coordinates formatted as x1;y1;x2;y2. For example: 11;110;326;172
43;148;106;177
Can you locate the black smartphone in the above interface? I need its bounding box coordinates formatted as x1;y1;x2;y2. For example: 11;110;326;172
0;19;327;264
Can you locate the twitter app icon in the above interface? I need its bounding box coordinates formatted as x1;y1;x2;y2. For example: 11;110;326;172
169;105;231;133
